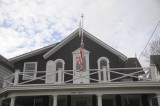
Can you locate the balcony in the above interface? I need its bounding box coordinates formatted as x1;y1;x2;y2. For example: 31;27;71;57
3;64;158;88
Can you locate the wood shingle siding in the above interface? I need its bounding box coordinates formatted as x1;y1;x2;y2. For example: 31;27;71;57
14;33;126;84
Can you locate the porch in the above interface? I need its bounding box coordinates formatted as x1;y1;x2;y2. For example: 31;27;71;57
1;64;160;106
1;93;159;106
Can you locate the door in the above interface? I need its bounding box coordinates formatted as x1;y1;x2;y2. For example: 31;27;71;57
72;48;90;84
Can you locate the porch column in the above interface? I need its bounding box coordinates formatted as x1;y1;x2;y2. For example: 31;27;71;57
156;94;160;106
14;69;20;85
53;95;58;106
150;64;157;81
97;94;102;106
10;96;16;106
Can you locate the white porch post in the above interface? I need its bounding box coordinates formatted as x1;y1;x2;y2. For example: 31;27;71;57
10;96;16;106
97;94;102;106
53;95;58;106
14;69;20;85
102;66;107;83
150;64;157;81
156;94;160;106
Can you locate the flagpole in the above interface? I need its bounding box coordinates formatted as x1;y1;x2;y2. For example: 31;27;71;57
81;14;84;37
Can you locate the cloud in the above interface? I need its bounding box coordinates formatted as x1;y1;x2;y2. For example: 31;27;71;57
0;0;160;67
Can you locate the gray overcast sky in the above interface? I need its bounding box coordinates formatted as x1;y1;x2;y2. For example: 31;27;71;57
0;0;160;66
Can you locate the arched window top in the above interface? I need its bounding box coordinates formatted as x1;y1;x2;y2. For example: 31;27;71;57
97;57;110;64
46;60;54;65
97;57;110;69
55;59;65;65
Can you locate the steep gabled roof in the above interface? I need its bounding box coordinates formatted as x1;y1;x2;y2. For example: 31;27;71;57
9;42;59;63
125;58;141;68
43;28;127;61
0;55;14;70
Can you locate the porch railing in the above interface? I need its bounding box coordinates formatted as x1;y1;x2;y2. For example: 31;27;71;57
3;66;157;87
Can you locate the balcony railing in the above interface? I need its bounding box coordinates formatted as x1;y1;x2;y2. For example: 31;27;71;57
3;65;157;88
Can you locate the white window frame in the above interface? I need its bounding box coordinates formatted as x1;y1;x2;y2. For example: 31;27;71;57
97;57;110;81
23;62;37;80
72;48;90;84
55;59;65;83
121;95;142;106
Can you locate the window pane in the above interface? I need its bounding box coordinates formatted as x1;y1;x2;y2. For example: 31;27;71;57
25;63;36;70
56;62;63;70
24;63;36;79
100;60;107;69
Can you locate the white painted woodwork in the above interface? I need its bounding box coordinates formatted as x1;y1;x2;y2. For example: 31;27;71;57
53;95;57;106
14;69;20;85
97;57;110;82
157;94;160;106
97;94;102;106
150;64;157;81
72;48;90;84
55;59;65;83
103;66;107;83
46;60;55;84
10;96;15;106
23;62;37;80
58;68;62;84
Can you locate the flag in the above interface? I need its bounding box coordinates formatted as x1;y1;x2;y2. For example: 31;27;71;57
77;28;84;71
77;14;84;72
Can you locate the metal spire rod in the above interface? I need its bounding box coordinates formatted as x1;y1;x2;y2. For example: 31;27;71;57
81;14;84;37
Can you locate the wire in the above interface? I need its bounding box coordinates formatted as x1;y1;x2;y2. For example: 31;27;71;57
139;19;160;60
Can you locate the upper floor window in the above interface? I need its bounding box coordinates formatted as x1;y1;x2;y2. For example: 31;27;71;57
55;59;65;82
23;62;37;80
97;57;110;81
72;48;90;84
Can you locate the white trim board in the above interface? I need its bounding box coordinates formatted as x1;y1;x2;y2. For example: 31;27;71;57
43;29;127;61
